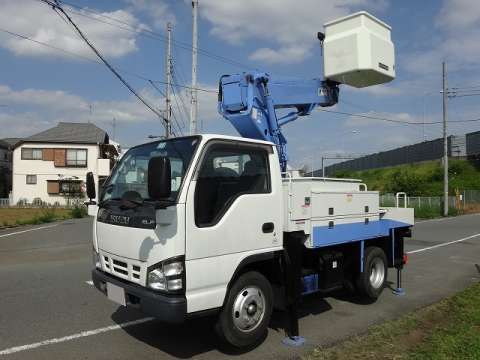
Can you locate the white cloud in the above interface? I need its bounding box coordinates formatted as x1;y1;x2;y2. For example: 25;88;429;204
199;0;389;65
436;0;480;30
0;85;88;112
0;84;157;130
0;82;222;141
0;1;143;58
404;0;480;75
126;0;176;29
249;46;312;65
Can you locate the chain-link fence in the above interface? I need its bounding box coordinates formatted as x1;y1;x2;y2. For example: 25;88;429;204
380;190;480;217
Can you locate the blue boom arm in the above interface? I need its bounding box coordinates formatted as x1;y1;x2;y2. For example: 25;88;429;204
218;72;339;172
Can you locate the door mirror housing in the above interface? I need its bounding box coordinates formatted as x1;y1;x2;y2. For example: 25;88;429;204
148;156;171;200
86;172;96;200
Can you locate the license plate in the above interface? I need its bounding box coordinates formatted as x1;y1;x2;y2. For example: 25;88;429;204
106;282;126;306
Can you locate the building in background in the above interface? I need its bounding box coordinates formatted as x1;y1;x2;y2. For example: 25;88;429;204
0;138;21;198
318;131;480;176
12;122;118;206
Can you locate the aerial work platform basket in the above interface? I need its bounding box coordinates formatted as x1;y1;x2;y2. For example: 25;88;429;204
323;11;395;88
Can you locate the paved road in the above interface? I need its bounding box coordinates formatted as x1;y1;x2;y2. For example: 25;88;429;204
0;214;479;359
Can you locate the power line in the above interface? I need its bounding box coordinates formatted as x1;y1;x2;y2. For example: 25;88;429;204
450;85;480;90
171;69;191;122
47;0;252;70
147;80;166;97
38;0;174;136
148;79;185;133
317;108;431;125
170;82;188;127
0;26;217;94
449;93;480;98
317;108;480;125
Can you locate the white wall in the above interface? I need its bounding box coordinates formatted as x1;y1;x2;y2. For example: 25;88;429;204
12;143;109;206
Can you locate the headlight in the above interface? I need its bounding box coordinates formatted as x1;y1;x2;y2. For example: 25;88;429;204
92;249;101;269
147;268;167;291
147;257;184;293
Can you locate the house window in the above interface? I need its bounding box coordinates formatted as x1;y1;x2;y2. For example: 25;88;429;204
26;175;37;184
47;180;82;195
60;180;82;194
66;149;87;167
21;148;43;160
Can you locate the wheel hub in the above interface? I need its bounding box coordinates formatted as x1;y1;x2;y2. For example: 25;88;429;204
247;303;257;316
369;257;385;289
232;286;265;332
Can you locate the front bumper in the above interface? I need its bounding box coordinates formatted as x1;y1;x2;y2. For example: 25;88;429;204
92;269;187;323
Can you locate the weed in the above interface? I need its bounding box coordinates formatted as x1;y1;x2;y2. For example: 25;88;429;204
70;206;87;219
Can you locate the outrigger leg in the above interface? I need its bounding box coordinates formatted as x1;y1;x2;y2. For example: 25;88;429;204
282;236;306;347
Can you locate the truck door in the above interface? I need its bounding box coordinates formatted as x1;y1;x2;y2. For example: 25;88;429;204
184;141;283;312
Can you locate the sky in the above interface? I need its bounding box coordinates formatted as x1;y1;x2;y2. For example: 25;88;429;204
1;0;480;170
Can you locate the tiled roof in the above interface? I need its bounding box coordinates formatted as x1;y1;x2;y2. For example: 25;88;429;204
22;122;108;145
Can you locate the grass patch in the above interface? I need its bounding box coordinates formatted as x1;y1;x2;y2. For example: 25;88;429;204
0;207;85;227
305;282;480;360
334;159;480;197
414;206;459;219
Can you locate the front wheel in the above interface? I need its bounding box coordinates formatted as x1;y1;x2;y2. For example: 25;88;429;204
215;271;273;348
356;246;388;301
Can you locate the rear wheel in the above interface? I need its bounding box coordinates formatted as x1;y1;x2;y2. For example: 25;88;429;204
356;246;388;300
215;271;273;348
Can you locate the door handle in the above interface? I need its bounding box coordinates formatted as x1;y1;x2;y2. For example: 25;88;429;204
262;222;274;233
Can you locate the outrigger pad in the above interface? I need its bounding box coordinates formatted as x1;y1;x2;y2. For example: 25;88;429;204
393;287;406;296
282;336;306;347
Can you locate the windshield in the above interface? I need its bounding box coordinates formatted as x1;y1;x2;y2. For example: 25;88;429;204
101;136;199;203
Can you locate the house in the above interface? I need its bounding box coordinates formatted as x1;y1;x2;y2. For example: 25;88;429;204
12;122;118;206
0;138;21;198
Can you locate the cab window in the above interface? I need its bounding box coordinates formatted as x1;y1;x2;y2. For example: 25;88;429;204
194;143;271;227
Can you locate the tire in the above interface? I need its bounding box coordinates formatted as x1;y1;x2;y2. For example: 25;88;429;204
356;246;388;301
215;271;273;348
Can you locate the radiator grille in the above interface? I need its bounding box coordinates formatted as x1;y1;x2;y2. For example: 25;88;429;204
102;254;142;283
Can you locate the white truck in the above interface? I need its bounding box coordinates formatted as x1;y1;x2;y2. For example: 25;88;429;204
87;12;414;348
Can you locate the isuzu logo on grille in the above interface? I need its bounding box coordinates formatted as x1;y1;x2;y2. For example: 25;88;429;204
109;215;130;225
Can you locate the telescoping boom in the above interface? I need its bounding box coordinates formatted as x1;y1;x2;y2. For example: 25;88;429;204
219;73;340;171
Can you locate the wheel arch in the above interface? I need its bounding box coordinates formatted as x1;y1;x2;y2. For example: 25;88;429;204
222;250;283;307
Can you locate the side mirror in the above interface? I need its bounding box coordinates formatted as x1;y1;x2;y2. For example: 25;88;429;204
148;156;171;200
86;172;96;200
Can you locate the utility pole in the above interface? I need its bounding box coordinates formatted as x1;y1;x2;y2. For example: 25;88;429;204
189;0;198;135
112;118;116;141
442;61;449;217
165;22;173;138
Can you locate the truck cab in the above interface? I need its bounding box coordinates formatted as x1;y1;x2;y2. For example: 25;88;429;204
91;134;284;331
